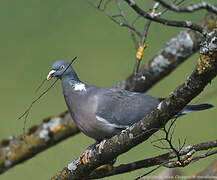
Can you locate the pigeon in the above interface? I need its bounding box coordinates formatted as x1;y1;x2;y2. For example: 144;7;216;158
47;60;213;162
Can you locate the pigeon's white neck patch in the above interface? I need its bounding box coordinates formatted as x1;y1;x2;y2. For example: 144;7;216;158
73;83;86;91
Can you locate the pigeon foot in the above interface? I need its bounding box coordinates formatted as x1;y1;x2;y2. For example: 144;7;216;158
96;139;106;154
80;140;106;164
80;149;92;164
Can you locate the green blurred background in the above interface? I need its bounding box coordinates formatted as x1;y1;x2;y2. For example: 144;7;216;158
0;0;216;179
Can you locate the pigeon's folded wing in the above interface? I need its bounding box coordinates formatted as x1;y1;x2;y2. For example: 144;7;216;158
95;88;161;129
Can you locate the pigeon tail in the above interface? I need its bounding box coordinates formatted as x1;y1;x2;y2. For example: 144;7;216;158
180;104;214;115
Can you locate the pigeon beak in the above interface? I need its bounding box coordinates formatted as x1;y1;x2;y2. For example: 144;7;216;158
47;70;56;80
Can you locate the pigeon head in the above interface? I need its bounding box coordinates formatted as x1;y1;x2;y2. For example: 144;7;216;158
47;60;79;81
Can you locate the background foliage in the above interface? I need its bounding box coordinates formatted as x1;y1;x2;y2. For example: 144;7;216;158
0;0;216;179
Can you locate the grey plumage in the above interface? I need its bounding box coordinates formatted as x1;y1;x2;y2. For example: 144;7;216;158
47;60;214;142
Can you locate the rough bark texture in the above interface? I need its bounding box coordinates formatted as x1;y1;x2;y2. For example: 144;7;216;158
51;29;217;180
0;112;79;173
87;140;217;179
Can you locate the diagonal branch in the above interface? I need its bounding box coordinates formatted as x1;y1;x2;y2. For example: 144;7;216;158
0;112;79;174
155;0;217;14
51;28;217;180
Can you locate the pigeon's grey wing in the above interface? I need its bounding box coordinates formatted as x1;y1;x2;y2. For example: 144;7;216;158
95;88;161;129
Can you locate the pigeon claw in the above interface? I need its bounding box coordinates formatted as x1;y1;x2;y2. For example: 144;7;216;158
80;140;106;164
96;139;106;154
80;149;92;164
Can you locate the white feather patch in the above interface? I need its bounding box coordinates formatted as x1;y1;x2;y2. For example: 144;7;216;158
74;83;86;91
96;115;128;129
157;102;163;111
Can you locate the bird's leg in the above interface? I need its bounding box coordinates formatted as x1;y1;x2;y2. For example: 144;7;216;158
80;140;106;164
81;149;92;164
80;149;92;164
96;139;106;154
80;142;97;164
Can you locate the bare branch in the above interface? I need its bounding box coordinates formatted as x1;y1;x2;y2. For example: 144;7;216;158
97;0;103;8
86;0;142;38
164;149;217;168
155;0;217;14
124;0;204;33
133;19;150;76
115;0;139;49
87;139;217;179
133;0;186;78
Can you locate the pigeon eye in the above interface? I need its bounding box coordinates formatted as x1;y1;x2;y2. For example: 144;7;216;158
60;65;65;69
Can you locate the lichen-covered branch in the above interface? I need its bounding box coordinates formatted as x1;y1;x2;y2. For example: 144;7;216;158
0;112;79;174
116;12;217;92
87;139;217;179
51;28;217;180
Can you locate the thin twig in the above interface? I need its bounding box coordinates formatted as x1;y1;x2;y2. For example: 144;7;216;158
133;2;159;77
134;164;163;180
86;0;142;37
18;57;77;141
102;0;112;11
116;0;139;49
19;78;59;141
152;118;187;166
97;0;103;8
35;78;47;93
132;0;185;77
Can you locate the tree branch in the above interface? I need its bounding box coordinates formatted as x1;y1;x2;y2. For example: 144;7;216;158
116;12;217;92
86;0;142;38
124;0;204;33
87;139;217;179
155;0;217;14
133;2;160;76
51;28;217;180
0;112;79;174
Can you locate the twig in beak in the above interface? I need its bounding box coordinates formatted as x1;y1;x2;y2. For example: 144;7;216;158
18;56;77;143
35;78;47;93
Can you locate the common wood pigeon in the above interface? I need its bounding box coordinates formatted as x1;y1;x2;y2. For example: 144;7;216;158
47;60;213;162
